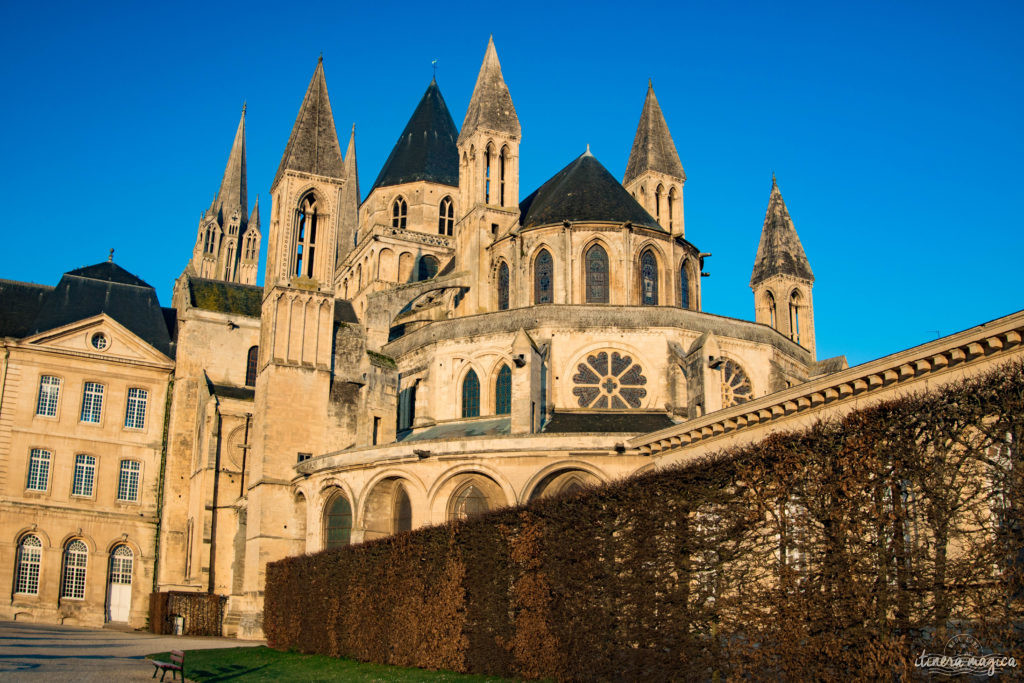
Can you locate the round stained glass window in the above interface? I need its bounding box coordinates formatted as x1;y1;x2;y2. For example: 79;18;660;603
720;359;752;407
572;350;647;409
90;333;108;350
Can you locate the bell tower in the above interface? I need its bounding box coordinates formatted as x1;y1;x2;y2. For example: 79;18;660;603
456;36;521;314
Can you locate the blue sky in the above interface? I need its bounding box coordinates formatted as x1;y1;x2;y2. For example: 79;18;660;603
1;0;1021;366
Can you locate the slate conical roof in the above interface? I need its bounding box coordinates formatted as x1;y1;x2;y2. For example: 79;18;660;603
519;149;663;231
210;106;248;226
751;176;814;286
272;58;345;189
459;37;520;144
371;79;459;190
623;82;685;185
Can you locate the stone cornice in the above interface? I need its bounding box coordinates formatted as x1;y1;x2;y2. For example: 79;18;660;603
629;310;1024;457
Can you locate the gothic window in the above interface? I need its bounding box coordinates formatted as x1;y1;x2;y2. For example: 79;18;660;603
391;196;407;229
417;255;439;281
36;375;61;416
393;485;412;533
572;351;648;409
14;535;42;595
640;249;658;306
495;364;512;415
61;540;88;599
117;460;141;502
679;260;690;309
497;262;510;310
484;145;493;204
766;291;777;329
245;346;259;387
224;245;234;279
81;382;104;423
124;388;147;430
449;482;489;521
438;196;454;235
585;244;609;303
72;454;96;497
668;187;677;231
324;493;352;549
655;184;663;221
534;249;553;304
499;146;508;207
719;359;753;407
462;369;480;418
203;228;216;254
789;291;802;344
294;194;318;278
27;448;51;491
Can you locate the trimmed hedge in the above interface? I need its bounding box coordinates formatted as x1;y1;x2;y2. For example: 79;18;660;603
266;360;1024;680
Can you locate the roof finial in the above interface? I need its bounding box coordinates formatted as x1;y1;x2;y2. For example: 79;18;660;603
584;143;592;157
108;248;114;263
318;51;323;64
431;58;438;82
242;101;247;115
772;171;777;188
648;77;653;89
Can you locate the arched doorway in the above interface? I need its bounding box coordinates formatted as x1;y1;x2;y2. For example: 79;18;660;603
106;545;133;623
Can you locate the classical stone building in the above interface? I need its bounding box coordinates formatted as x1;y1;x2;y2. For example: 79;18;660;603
3;37;1020;636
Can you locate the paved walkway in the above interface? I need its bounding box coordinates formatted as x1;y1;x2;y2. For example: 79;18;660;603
0;620;263;681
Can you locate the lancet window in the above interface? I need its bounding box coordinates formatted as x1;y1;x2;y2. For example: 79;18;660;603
294;194;318;278
585;244;609;303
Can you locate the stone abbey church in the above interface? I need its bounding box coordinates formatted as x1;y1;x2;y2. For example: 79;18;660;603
3;38;1020;639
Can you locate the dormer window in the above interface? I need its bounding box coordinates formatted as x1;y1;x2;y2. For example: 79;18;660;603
392;197;407;229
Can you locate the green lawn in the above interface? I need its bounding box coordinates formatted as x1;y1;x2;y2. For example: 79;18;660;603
146;646;514;682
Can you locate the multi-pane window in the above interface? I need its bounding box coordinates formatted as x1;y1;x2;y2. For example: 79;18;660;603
245;346;259;387
325;495;352;549
585;244;609;303
26;449;51;491
109;545;133;584
117;460;141;502
438;197;454;235
495;365;512;415
80;382;104;423
14;535;42;595
72;455;96;497
497;262;510;310
534;249;553;304
36;376;61;416
640;249;658;306
391;197;407;229
62;540;88;599
462;370;480;418
124;388;147;429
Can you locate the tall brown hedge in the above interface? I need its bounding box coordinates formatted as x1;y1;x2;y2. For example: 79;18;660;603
265;360;1024;680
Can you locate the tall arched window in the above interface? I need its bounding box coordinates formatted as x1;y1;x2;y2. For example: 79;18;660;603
679;260;690;309
438;196;454;235
766;291;777;329
245;346;259;386
585;244;609;303
449;482;489;521
789;291;801;343
324;494;352;549
655;185;663;221
224;245;234;280
417;255;439;281
668;187;677;231
61;539;88;599
391;196;407;229
393;485;412;533
534;249;553;304
499;146;508;207
495;364;512;415
640;249;658;306
294;194;318;278
497;262;510;310
14;535;42;595
462;369;480;418
484;145;493;203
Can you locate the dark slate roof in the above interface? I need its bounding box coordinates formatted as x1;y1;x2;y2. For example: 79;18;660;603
398;417;510;442
211;383;255;401
459;36;520;143
334;299;358;323
29;263;173;357
272;58;345;189
750;176;814;286
188;277;263;318
623;82;685;184
371;80;459;191
542;411;677;434
519;151;664;231
0;279;53;338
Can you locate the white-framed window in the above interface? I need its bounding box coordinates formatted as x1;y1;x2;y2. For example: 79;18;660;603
124;388;148;429
61;540;88;599
80;382;104;423
14;535;42;595
36;376;61;416
72;454;96;497
26;449;51;491
118;460;141;502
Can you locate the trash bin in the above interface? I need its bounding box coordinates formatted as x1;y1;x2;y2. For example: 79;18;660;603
171;614;184;635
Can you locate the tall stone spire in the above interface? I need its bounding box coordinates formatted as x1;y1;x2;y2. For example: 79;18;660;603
751;175;814;286
337;124;360;266
623;81;685;185
210;105;248;227
459;36;520;144
272;57;345;190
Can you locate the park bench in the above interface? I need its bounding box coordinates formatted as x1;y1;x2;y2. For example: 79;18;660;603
148;649;184;681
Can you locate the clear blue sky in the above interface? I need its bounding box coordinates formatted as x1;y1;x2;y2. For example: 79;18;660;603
1;0;1021;366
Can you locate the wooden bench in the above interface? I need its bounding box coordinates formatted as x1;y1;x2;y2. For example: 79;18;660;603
148;649;184;681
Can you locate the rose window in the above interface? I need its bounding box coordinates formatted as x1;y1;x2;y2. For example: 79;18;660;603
720;359;752;407
572;351;647;409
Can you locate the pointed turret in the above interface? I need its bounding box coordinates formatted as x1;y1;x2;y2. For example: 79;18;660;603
211;106;248;226
272;58;345;190
337;124;360;267
459;36;520;143
622;81;685;235
750;175;816;358
249;194;260;230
